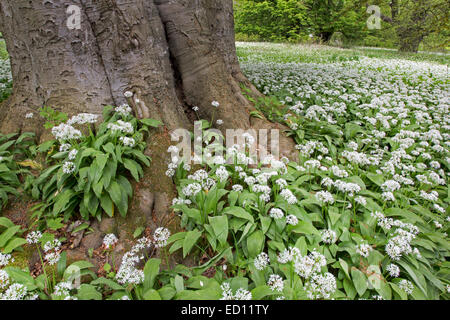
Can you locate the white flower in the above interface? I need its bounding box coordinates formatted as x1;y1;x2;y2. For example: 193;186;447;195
211;101;220;108
220;282;252;300
215;166;229;182
280;189;297;204
267;274;284;292
0;283;28;300
386;264;400;278
254;252;270;270
43;239;61;252
45;252;61;265
232;184;243;192
68;149;78;160
0;269;10;289
120;136;136;147
115;104;132;116
52;123;82;141
420;190;439;202
103;234;118;249
0;253;14;267
356;243;372;258
25;113;34;119
315;191;334;204
305;272;336;300
26;231;42;244
153;227;171;248
269;208;284;219
107;120;134;134
294;250;327;279
68;113;98;125
124;91;133;98
53;281;73;297
182;183;202;197
321;229;337;244
286;215;298;226
62;161;76;174
398;279;414;295
381;180;401;193
59;143;71;152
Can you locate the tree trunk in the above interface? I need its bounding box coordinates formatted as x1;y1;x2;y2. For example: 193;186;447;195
398;35;423;53
0;0;296;265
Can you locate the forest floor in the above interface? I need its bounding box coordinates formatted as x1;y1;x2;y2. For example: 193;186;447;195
0;42;448;300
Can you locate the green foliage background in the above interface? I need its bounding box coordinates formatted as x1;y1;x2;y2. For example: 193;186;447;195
234;0;449;51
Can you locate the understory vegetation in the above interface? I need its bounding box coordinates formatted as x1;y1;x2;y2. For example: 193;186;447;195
0;42;449;300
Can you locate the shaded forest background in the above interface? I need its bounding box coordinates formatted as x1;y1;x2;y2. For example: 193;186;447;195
234;0;449;52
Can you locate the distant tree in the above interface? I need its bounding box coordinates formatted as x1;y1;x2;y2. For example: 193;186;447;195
359;0;449;52
234;0;309;41
304;0;367;42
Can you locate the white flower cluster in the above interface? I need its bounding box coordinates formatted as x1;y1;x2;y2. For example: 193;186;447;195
254;252;270;270
315;190;334;204
321;229;337;244
103;233;118;249
120;136;135;147
267;274;284;292
398;279;414;295
0;253;14;267
153;227;171;248
356;243;373;258
0;270;9;289
277;248;337;300
51;123;82;141
279;189;297;204
107;120;134;134
43;239;62;265
115;104;132;116
371;211;420;261
305;272;337;300
220;282;252;300
26;231;42;245
68;113;98;125
269;208;284;219
386;264;400;278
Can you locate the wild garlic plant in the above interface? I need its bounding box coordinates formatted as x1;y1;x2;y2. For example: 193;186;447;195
30;103;161;221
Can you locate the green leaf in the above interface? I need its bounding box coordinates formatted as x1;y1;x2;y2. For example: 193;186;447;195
351;268;368;297
133;227;145;239
223;206;254;223
247;230;264;258
183;230;202;258
47;218;64;231
106;181;126;216
123;159;141;182
143;259;161;291
174;275;184;293
288;221;319;235
0;225;21;248
251;285;277;300
2;238;27;253
100;193;114;217
209;216;228;247
143;289;162;300
91;277;124;291
76;284;102;300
